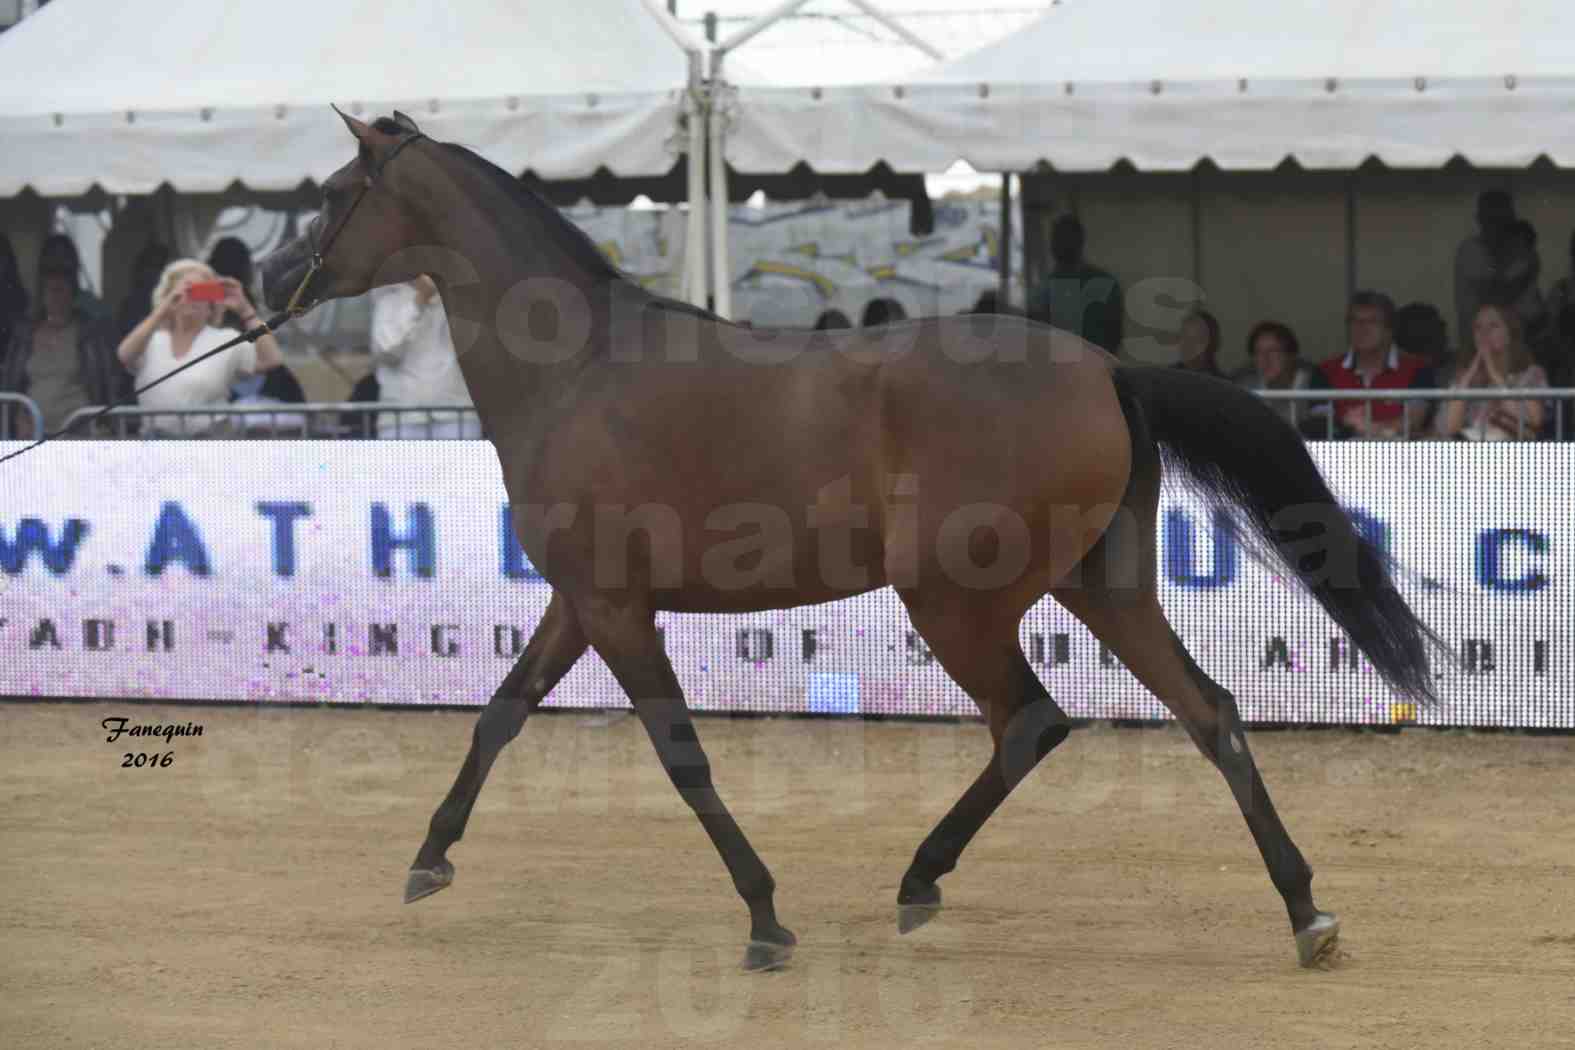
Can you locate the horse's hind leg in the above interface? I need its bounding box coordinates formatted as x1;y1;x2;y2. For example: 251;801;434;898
406;591;587;902
1052;384;1335;967
895;593;1073;933
1056;589;1337;967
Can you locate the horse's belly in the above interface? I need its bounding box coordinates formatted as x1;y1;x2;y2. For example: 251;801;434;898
656;515;887;613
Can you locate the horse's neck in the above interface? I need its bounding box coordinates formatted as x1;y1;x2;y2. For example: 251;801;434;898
424;197;620;441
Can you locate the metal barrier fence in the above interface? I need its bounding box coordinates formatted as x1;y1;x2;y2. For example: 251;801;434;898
1257;387;1571;441
1;393;43;441
0;387;1566;441
58;403;481;439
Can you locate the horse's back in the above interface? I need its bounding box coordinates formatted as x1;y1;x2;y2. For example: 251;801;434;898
872;314;1130;486
514;312;1131;609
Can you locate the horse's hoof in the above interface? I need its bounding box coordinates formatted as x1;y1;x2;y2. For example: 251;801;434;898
1295;912;1341;968
742;936;795;973
404;860;455;903
897;883;942;934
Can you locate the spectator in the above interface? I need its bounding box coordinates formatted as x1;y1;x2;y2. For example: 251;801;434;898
340;371;382;439
207;236;260;331
1027;214;1124;353
966;289;1020;317
255;365;306;404
1548;305;1575;436
1454;190;1516;355
228;355;308;435
1309;291;1436;440
1549;229;1575;309
369;275;478;439
813;309;851;330
45;229;124;426
0;233;28;375
1237;320;1317;423
1393;301;1452;371
860;297;906;328
213;237;306;422
1174;308;1223;377
116;258;284;436
111;240;172;406
1541;229;1574;357
0;255;117;438
1499;219;1548;343
1392;301;1457;434
38;233;112;328
1436;302;1548;440
1551;303;1575;390
117;241;169;340
1392;300;1458;429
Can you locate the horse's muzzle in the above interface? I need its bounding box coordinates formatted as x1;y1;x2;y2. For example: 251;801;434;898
259;237;314;313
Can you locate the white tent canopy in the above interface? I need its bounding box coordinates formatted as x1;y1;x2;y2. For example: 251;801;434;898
0;0;702;197
723;0;1575;173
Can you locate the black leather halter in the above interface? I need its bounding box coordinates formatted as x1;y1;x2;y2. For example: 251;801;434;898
282;129;428;318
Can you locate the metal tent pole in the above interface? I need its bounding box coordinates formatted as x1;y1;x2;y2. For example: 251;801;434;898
708;54;732;318
640;0;712;308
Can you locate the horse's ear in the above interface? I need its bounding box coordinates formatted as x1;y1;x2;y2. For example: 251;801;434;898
332;103;375;145
391;110;423;135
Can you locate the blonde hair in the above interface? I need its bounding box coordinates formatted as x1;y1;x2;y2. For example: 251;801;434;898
1472;302;1532;377
150;258;217;313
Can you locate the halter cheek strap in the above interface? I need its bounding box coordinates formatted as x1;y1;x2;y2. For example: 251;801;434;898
280;131;428;322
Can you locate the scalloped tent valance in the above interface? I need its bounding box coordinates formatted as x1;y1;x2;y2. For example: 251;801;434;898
721;0;1575;173
0;0;698;197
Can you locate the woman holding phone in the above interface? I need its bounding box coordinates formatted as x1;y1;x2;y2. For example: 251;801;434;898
117;258;283;436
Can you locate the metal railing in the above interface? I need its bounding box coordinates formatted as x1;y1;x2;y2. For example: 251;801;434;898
1256;387;1571;441
6;387;1566;442
0;393;43;440
59;403;482;440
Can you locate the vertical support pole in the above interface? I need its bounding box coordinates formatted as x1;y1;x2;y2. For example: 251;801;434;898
709;60;732;319
998;172;1013;309
1190;168;1203;300
683;52;709;309
1345;171;1357;301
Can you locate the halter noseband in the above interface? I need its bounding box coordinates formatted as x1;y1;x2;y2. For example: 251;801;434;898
283;130;428;319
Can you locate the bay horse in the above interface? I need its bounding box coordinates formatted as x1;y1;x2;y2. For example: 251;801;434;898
260;110;1443;972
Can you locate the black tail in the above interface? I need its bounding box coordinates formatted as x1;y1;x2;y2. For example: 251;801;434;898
1112;365;1449;705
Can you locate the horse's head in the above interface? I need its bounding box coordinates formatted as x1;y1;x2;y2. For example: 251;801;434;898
260;109;430;314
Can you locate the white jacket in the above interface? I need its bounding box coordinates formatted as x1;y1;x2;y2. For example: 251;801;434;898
369;283;473;410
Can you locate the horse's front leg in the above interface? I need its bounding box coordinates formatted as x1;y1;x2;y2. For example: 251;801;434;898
405;592;587;902
572;592;796;972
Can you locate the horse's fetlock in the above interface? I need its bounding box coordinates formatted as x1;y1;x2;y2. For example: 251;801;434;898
737;871;776;903
428;810;463;846
909;841;957;885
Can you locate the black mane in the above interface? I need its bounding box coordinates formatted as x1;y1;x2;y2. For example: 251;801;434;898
429;135;722;324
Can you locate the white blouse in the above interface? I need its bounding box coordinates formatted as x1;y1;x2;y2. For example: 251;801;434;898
133;326;257;435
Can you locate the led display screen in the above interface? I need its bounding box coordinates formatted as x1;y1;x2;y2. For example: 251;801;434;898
1;441;1567;726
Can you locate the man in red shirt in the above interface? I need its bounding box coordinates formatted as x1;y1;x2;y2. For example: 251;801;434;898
1308;291;1437;439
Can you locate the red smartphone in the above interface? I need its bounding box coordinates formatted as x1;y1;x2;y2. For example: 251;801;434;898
186;280;227;302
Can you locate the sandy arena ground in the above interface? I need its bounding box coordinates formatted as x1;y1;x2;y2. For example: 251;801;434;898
2;701;1573;1049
